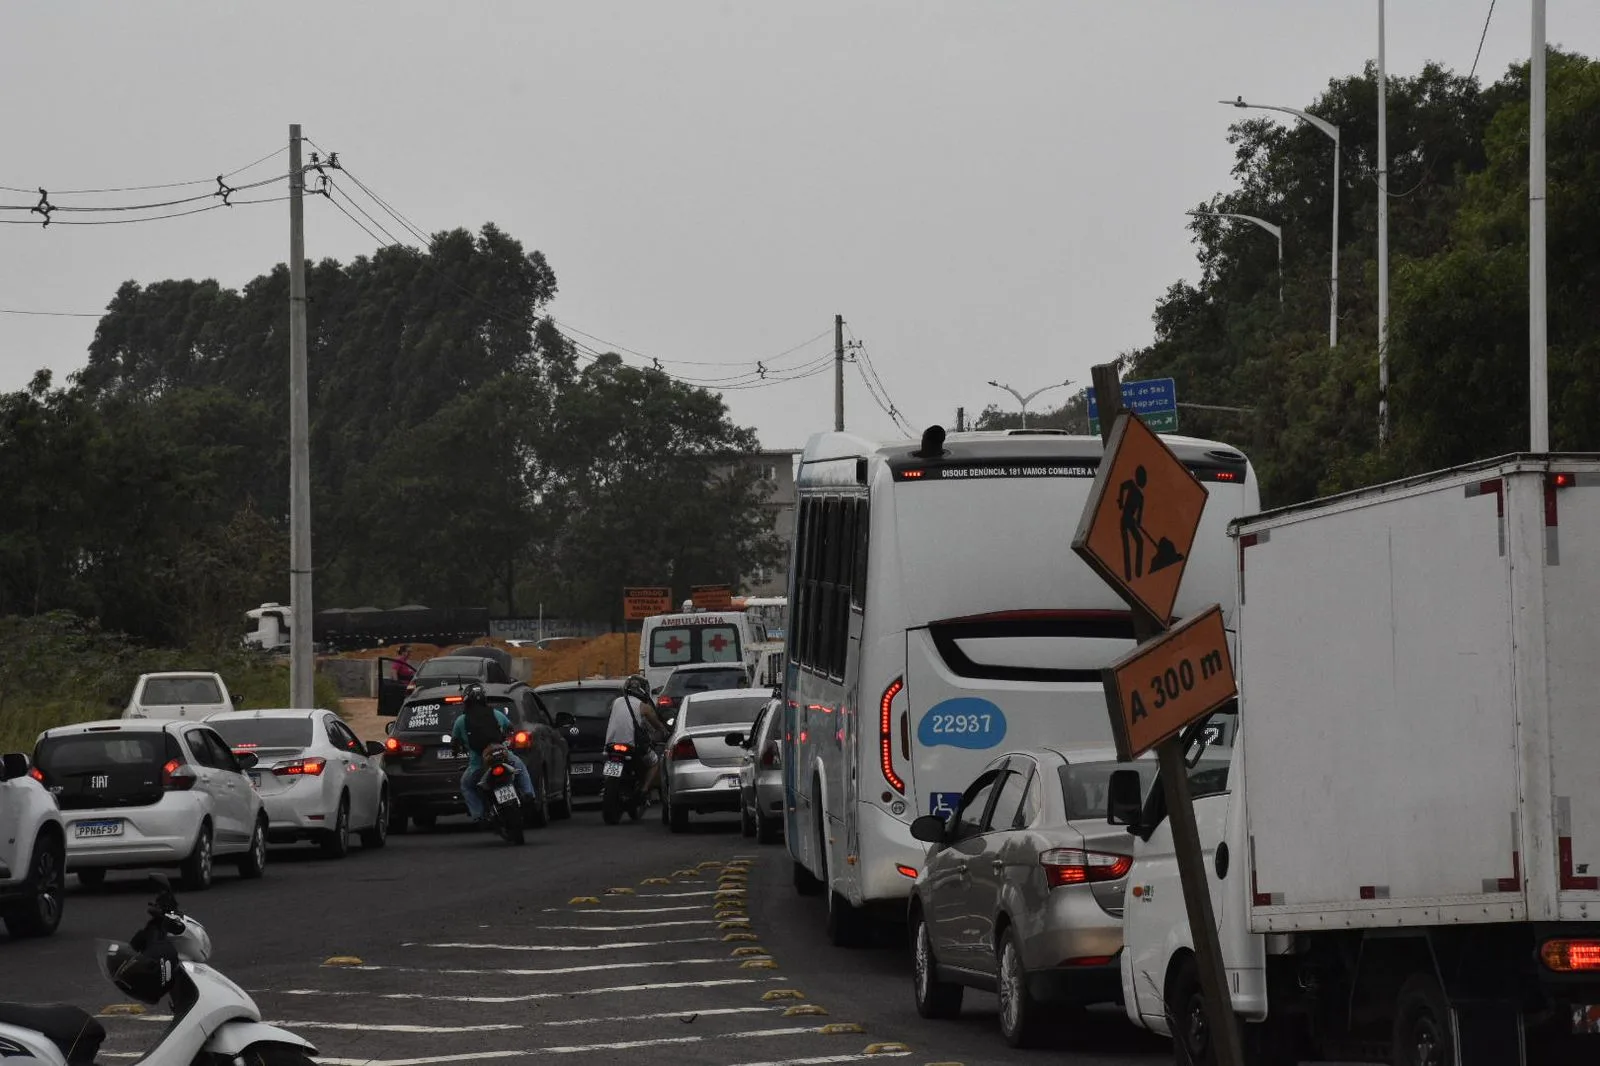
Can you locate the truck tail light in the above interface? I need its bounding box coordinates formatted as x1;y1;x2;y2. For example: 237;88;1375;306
1542;940;1600;972
1041;848;1132;888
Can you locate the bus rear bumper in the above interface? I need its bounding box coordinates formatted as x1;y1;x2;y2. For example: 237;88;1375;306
852;803;923;908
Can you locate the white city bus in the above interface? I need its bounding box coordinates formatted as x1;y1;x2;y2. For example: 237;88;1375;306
780;426;1261;944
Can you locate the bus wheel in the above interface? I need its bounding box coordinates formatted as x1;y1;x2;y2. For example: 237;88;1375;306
793;860;822;896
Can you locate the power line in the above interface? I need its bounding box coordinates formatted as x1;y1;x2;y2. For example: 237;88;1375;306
1470;0;1499;80
0;145;288;197
0;193;288;226
0;307;101;318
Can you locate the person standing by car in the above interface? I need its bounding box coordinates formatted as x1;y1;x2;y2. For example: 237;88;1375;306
392;645;416;684
451;683;534;823
605;675;665;803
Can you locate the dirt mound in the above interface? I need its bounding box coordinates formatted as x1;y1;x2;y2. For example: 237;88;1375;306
532;632;638;684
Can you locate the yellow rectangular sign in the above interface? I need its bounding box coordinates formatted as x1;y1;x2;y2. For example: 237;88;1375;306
1102;604;1236;760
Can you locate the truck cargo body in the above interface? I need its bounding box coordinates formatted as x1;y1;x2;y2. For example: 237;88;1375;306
1118;455;1600;1064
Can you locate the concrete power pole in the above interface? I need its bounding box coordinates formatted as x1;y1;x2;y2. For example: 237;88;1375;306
834;314;844;432
955;406;966;433
288;125;315;709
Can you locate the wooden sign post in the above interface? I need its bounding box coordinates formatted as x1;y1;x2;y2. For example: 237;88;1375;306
1072;362;1244;1066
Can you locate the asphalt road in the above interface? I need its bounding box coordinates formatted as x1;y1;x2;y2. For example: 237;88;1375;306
1;801;1172;1066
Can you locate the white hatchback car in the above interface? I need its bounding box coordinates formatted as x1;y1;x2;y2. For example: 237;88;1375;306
31;719;268;891
206;708;388;857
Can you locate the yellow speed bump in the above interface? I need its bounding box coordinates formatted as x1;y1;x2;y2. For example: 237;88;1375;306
762;989;805;1001
864;1042;911;1054
641;877;671;886
604;887;635;895
784;1004;828;1017
673;868;699;878
98;1004;146;1016
731;946;768;957
740;958;778;969
569;896;600;905
723;932;758;941
697;860;722;870
820;1022;866;1035
719;921;752;931
322;956;363;967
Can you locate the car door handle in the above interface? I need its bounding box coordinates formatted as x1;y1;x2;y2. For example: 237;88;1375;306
991;859;1005;873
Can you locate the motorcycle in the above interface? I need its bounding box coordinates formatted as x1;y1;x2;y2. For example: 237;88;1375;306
0;874;316;1065
601;742;645;825
476;741;526;845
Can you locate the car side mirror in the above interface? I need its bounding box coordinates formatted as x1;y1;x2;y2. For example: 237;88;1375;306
724;731;746;747
1106;768;1144;828
0;752;29;781
235;752;260;771
909;814;948;846
384;721;395;736
554;712;576;729
366;741;386;757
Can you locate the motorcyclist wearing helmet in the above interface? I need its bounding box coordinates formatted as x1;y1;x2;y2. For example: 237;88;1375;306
605;674;666;802
449;681;535;823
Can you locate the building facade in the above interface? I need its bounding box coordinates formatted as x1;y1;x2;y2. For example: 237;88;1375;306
743;449;799;597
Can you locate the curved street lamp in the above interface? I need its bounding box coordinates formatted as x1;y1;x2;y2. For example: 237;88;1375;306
1221;97;1340;348
985;378;1075;429
1187;210;1283;306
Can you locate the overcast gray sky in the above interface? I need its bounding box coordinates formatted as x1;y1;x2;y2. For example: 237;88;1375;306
2;2;1595;451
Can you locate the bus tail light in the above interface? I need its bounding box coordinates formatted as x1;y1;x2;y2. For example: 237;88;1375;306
880;678;905;794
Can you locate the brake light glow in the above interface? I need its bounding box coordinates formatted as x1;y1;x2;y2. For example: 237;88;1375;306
510;731;531;749
609;743;631;754
272;757;327;777
670;737;698;761
490;764;508;778
1551;472;1576;489
383;737;423;758
1212;470;1240;482
161;759;197;791
657;696;673;708
443;695;465;704
896;864;918;879
1065;955;1116;967
1041;848;1133;887
880;678;905;794
28;767;44;783
232;742;259;750
1542;939;1600;972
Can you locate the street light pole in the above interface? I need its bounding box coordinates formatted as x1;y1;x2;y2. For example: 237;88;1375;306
1187;210;1283;305
986;378;1075;430
1223;97;1340;347
1377;0;1391;445
1530;0;1549;452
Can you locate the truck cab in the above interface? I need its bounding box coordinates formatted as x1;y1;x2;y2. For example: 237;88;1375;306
0;752;66;938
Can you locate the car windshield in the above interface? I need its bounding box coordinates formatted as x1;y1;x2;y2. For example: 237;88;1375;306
140;677;222;705
208;718;313;751
36;732;166;774
537;688;618;720
664;669;748;698
681;695;769;729
415;658;485;680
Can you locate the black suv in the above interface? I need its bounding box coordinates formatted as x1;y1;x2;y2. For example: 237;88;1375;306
534;679;628;797
381;682;575;830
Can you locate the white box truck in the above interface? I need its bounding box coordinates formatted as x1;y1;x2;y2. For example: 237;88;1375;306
1114;455;1600;1065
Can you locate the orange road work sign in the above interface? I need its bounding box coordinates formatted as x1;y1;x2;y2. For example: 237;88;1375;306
624;587;673;621
1102;605;1236;760
1072;411;1209;625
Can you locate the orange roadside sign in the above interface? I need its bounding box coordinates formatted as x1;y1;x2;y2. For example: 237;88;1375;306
1102;604;1235;760
690;584;734;611
1071;411;1209;625
623;586;673;621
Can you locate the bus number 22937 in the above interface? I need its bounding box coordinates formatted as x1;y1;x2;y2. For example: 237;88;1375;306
929;713;993;735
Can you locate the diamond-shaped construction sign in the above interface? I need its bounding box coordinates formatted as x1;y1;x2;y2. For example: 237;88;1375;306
1071;411;1209;626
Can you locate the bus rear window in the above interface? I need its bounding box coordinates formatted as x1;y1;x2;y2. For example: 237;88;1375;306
649;625;742;666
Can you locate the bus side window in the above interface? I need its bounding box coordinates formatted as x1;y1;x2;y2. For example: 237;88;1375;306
795;499;817;671
851;498;869;610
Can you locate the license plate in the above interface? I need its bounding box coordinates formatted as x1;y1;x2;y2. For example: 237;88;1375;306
719;774;740;787
493;785;517;804
436;748;457;760
603;762;624;778
75;820;123;839
571;764;593;775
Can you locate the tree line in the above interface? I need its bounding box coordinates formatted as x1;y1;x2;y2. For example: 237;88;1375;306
983;50;1599;508
0;224;781;647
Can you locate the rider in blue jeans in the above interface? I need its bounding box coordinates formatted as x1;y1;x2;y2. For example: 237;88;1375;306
451;682;535;822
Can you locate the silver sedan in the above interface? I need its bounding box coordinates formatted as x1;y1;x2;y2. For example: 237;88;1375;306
661;688;770;833
905;746;1159;1049
729;694;784;844
206;709;389;858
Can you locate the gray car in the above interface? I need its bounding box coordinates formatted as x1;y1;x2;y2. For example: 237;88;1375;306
729;694;783;843
906;746;1165;1048
661;688;770;833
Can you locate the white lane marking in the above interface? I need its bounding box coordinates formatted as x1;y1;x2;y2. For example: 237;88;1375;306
541;904;705;914
315;1054;523;1065
404;938;716;952
274;977;761;1003
722;1057;908;1066
542;1006;776;1027
339;957;733;977
534;919;715;931
114;1017;517;1034
250;1036;907;1066
543;1026;819;1053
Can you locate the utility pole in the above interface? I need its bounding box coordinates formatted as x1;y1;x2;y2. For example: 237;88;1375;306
1530;0;1549;452
1377;0;1391;446
288;124;315;709
955;406;966;433
834;314;845;432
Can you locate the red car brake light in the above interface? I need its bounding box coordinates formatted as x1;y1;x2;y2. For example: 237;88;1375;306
670;737;698;761
161;759;197;791
383;737;423;758
1040;848;1133;888
272;757;327;777
28;767;44;783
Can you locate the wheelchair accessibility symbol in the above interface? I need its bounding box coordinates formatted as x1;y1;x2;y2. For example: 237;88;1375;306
929;792;963;820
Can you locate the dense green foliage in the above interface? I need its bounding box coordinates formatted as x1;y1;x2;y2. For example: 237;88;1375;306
0;225;781;645
1121;51;1597;506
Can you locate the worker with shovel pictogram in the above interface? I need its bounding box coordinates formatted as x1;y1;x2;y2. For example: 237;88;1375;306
1117;465;1186;581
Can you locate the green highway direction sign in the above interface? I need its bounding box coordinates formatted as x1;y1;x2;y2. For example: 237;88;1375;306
1087;377;1178;435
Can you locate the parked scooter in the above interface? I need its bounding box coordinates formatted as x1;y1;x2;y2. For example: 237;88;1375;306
601;742;645;825
0;875;316;1065
475;741;527;845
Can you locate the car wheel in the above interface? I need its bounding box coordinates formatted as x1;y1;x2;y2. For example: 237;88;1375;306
236;816;268;879
76;868;108;890
757;814;782;845
1;834;65;938
181;821;215;891
997;925;1043;1047
740;796;757;837
360;792;390;848
793;859;823;896
551;763;574;820
319;795;352;858
669;796;689;833
1167;955;1217;1066
911;907;963;1019
525;774;551;829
